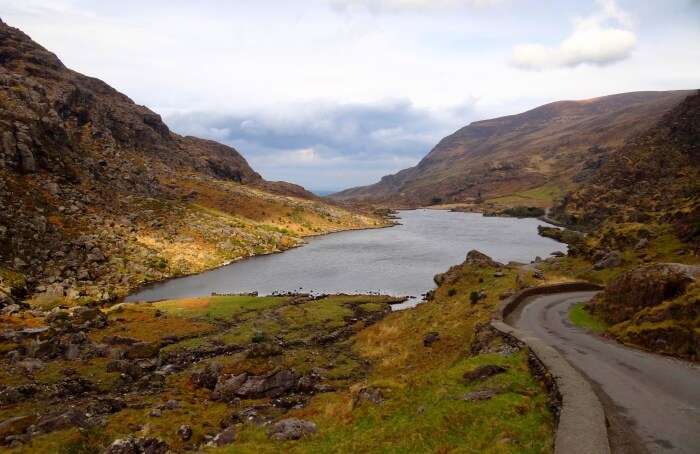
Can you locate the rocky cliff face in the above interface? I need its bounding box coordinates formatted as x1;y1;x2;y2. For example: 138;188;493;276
0;19;381;305
332;90;692;207
551;91;700;246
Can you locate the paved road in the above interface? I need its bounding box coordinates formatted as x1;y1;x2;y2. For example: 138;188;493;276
507;291;700;454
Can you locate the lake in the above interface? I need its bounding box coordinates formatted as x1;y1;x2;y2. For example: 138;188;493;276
126;209;565;306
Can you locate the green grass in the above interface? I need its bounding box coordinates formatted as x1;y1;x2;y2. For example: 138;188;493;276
153;295;289;321
569;303;608;333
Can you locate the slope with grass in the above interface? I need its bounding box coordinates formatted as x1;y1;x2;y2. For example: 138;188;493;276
0;19;386;308
332;90;692;208
0;254;556;452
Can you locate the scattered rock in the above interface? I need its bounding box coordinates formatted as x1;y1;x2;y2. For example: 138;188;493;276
465;250;502;268
0;415;37;442
462;388;499;401
267;418;317;441
190;363;221;390
177;425;192;441
594;251;623;270
209;427;236;446
104;436;170;454
35;408;90;434
463;365;508;383
423;331;440;347
354;387;384;406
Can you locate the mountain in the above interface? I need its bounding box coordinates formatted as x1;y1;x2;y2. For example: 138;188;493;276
551;90;700;244
0;19;384;304
331;90;694;208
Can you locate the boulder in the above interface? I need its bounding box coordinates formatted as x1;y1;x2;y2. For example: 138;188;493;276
593;263;699;324
465;250;502;268
104;436;170;454
423;331;440;347
212;369;298;400
211;373;248;402
190;363;221;390
594;251;623;270
354;387;384;406
209;427;236;446
177;425;192;441
35;408;89;434
267;418;317;441
0;415;37;442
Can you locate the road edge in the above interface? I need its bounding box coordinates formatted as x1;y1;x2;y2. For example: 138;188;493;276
491;282;610;454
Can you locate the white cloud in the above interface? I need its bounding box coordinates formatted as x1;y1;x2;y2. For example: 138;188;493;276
329;0;502;13
511;0;637;70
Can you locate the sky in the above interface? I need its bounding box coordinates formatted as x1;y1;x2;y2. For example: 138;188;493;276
1;0;699;192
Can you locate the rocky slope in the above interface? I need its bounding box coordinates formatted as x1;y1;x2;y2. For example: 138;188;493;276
550;91;700;245
0;255;554;452
332;90;692;208
0;19;384;306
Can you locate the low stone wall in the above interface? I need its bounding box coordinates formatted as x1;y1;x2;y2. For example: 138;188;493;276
491;282;610;454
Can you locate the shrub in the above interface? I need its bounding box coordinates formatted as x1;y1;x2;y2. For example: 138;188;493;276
469;291;481;305
251;331;266;343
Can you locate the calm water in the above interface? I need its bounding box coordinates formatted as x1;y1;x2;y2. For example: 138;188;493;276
127;210;565;304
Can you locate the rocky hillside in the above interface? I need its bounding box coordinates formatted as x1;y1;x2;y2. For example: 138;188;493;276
0;19;384;306
332;90;692;207
551;91;700;245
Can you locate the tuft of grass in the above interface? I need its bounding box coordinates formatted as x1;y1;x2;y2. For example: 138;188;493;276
569;303;608;333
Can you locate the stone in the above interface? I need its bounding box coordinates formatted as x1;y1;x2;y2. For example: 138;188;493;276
594;251;623;270
354;387;384;406
296;373;321;393
462;389;499;401
0;415;37;441
104;436;170;454
2;131;16;156
16;359;45;374
463;365;508;383
634;238;649;250
211;373;247;402
177;424;192;441
209;427;236;446
236;369;298;399
267;418;317;441
190;363;221;390
465;250;502;268
423;331;440;347
35;408;89;433
16;142;35;173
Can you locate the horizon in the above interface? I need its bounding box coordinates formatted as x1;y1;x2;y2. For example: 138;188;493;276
1;0;699;192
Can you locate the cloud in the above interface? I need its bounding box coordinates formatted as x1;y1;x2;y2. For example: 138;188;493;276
511;0;637;70
165;99;474;190
329;0;502;13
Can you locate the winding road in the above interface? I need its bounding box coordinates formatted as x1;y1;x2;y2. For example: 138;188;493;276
506;291;700;454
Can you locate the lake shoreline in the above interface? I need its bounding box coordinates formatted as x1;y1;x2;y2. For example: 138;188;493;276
126;210;566;305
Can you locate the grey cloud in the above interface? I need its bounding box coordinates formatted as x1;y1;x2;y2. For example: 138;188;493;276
168;100;448;158
165;99;473;190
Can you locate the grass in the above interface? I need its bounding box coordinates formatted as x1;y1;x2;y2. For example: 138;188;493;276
569;303;608;334
153;295;290;321
488;184;566;209
5;268;554;453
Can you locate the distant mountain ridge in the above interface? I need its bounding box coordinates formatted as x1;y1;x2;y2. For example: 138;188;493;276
331;90;694;207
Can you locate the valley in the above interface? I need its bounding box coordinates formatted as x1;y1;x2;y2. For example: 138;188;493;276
0;9;699;454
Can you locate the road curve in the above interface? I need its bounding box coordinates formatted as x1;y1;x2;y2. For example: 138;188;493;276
507;291;700;454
